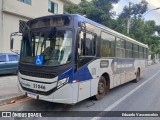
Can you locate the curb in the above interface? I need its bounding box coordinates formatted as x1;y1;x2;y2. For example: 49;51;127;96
0;94;26;106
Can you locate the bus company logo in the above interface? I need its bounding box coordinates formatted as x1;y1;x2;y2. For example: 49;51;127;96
1;112;42;118
2;112;11;117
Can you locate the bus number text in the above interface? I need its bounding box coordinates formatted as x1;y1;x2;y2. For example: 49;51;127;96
33;84;46;90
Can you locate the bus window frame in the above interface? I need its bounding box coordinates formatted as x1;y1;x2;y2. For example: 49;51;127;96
77;30;97;57
115;37;126;58
100;31;116;58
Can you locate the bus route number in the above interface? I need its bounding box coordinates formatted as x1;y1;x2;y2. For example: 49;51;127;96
33;84;46;90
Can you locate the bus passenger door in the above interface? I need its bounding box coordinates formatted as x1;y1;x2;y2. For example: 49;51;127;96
77;31;96;102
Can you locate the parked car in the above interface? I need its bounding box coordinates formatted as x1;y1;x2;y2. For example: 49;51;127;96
0;53;19;75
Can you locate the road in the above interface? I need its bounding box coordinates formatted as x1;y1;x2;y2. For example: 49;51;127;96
0;64;160;120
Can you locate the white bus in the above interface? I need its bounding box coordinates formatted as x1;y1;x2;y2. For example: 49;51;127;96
10;14;148;104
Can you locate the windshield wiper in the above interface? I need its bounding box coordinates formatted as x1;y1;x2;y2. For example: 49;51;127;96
41;27;57;49
40;27;58;62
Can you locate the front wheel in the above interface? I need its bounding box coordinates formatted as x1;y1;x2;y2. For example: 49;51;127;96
95;76;107;100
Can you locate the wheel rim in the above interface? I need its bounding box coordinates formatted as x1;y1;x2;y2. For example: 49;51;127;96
98;81;105;94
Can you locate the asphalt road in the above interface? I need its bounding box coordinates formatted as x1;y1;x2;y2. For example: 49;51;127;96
0;63;160;120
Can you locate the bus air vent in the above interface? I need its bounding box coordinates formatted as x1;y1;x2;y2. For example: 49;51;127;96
20;70;56;79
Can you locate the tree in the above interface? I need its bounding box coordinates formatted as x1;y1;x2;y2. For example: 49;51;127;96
114;1;148;35
65;0;119;26
115;1;160;52
64;0;91;15
119;1;148;19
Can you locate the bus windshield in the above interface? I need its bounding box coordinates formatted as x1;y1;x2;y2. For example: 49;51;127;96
20;29;73;66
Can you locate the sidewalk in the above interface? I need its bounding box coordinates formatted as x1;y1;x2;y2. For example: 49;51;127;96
0;74;23;102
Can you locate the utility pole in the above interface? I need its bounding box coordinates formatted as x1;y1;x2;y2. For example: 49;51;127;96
127;2;131;34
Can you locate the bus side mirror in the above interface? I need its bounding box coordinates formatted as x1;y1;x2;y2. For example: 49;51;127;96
10;32;22;55
10;38;14;50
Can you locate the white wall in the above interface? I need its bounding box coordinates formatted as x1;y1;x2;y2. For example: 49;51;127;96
2;13;28;53
3;0;64;18
0;0;3;52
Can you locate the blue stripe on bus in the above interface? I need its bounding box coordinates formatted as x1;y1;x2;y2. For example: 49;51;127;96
58;68;73;80
73;65;93;82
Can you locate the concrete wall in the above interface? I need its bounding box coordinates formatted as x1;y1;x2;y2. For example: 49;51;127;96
3;0;64;18
0;0;3;52
2;13;28;53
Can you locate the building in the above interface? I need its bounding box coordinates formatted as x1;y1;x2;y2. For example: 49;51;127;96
0;0;88;53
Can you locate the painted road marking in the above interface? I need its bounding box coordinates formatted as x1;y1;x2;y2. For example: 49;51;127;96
91;70;160;120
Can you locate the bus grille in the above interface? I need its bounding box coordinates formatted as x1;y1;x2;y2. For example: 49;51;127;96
20;70;56;79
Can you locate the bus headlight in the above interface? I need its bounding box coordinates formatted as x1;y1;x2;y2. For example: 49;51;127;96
57;77;69;88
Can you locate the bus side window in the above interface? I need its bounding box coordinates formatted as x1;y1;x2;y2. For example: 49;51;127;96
116;38;125;58
101;32;115;57
78;31;96;56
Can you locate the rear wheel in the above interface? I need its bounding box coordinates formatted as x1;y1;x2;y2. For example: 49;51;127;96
135;69;140;82
95;76;107;100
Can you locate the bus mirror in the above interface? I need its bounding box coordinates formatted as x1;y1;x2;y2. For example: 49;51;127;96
10;32;22;54
10;38;14;50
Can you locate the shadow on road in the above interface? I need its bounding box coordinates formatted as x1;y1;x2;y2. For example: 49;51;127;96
0;74;17;77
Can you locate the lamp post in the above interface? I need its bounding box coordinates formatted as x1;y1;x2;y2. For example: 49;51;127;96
143;7;160;17
127;7;160;34
127;2;132;34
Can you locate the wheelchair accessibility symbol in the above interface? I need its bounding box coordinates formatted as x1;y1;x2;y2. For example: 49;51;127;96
35;55;44;65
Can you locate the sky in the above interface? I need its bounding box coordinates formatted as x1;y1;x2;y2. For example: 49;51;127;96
113;0;160;25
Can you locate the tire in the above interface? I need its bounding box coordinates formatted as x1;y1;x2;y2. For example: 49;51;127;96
135;69;140;83
95;76;107;100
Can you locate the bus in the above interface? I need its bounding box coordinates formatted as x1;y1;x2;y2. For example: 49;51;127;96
10;14;148;104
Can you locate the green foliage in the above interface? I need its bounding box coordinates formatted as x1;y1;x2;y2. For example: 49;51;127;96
65;0;119;25
65;0;160;54
114;1;160;54
119;1;148;19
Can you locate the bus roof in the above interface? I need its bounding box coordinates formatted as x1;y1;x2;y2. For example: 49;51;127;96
29;14;148;48
73;14;148;48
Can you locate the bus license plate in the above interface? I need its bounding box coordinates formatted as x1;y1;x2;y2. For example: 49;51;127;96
27;93;37;99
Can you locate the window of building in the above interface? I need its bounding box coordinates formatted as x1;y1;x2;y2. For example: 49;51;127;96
19;20;27;33
116;38;125;58
0;55;6;62
125;41;133;58
101;32;115;57
48;0;58;14
18;0;31;5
